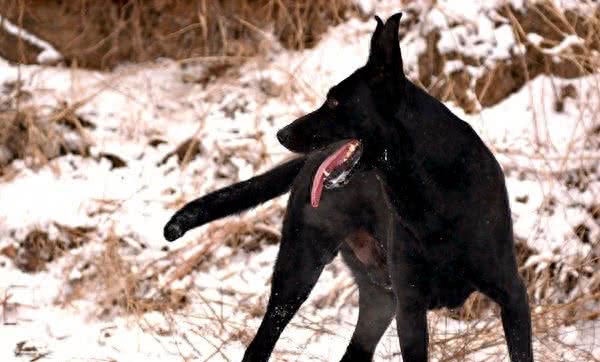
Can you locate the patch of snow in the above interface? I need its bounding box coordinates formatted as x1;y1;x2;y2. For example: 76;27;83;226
543;34;585;56
0;15;62;64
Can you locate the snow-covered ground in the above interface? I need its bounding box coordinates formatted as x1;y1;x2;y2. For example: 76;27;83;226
0;1;598;361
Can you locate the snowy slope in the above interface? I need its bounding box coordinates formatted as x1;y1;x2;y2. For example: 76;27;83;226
0;1;598;361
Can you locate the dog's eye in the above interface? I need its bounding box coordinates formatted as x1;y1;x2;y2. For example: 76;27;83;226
327;98;339;109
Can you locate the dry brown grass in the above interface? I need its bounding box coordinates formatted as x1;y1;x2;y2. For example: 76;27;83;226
425;292;600;361
0;99;93;172
59;232;189;318
0;0;360;69
0;224;92;272
56;202;285;320
0;108;57;168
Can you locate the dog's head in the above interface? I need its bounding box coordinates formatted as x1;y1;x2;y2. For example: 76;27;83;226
276;12;406;158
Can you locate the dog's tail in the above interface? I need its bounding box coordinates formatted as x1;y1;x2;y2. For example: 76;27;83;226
164;156;306;241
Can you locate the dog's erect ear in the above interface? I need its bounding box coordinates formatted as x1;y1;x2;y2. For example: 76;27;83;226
368;12;404;78
368;15;384;64
372;15;384;39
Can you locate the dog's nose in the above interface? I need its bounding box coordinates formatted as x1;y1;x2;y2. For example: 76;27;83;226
276;129;289;145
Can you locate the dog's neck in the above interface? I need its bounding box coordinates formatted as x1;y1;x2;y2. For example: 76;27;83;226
370;80;424;183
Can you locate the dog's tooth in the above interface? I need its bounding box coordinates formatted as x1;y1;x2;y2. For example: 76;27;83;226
347;143;358;156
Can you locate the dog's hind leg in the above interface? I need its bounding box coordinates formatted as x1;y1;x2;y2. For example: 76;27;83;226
340;268;395;361
470;240;533;362
475;274;533;361
500;278;533;362
242;220;338;362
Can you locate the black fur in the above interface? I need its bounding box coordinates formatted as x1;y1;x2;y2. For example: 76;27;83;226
164;156;306;241
164;12;533;362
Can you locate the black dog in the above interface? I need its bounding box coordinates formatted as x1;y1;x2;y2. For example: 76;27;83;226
164;13;533;362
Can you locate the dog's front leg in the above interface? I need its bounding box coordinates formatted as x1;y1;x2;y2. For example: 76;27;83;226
395;299;428;362
388;222;429;362
340;267;396;362
242;223;337;362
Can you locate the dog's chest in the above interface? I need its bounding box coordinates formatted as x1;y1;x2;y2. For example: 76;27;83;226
423;265;475;309
342;229;391;289
344;229;385;267
342;230;474;308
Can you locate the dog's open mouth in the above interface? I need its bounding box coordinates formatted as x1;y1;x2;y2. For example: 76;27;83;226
311;139;363;208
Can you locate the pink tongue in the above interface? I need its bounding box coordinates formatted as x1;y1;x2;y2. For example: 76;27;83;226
311;140;358;208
